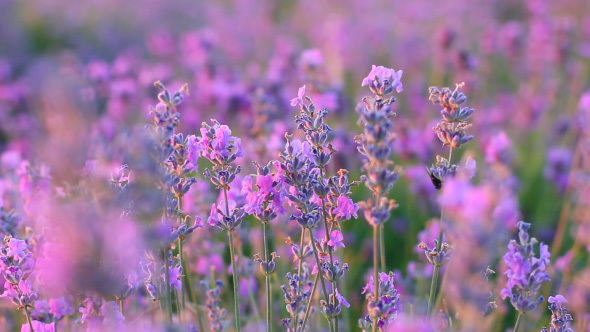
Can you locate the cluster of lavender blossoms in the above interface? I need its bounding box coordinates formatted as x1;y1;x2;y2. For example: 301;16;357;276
200;119;248;332
502;221;551;329
0;238;38;331
355;65;403;331
540;295;573;332
421;82;475;317
145;81;201;326
278;85;358;332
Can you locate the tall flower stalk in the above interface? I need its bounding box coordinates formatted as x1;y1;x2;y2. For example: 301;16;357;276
201;120;247;332
424;82;474;315
148;81;198;323
355;65;402;331
278;85;356;331
245;161;285;332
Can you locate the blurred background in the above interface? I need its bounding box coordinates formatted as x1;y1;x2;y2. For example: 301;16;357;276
1;0;589;330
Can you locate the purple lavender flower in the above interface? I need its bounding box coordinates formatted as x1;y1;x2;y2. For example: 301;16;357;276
332;195;359;220
20;321;55;332
544;147;572;193
327;230;345;251
359;272;401;330
501;221;550;313
540;295;573;332
361;65;403;96
290;85;306;107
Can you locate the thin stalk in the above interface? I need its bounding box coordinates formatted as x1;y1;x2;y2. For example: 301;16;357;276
183;252;205;332
427;265;440;316
163;248;173;323
23;304;35;332
228;230;241;332
372;225;379;332
427;144;454;316
175;290;181;321
263;221;272;332
177;197;186;321
162;188;172;323
319;168;337;331
296;228;306;298
321;201;338;331
119;299;124;315
513;312;523;332
309;228;334;332
301;273;320;332
379;224;386;271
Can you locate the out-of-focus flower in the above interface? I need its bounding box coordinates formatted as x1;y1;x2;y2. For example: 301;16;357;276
289;85;306;107
501;221;550;313
361;65;403;95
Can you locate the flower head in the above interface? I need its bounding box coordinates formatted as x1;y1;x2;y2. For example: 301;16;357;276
290;85;306;107
362;65;403;96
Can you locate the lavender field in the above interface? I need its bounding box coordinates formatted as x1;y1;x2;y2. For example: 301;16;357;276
0;0;589;331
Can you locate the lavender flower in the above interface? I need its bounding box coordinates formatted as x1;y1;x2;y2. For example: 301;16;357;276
501;221;550;313
540;295;573;332
359;272;401;331
202;280;227;332
426;82;474;189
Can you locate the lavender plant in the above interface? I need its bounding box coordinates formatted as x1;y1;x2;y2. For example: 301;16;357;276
423;82;474;316
355;65;402;332
540;295;573;332
244;161;286;331
201;119;247;332
501;221;551;331
277;85;357;332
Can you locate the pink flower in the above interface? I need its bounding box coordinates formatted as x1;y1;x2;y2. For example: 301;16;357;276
548;294;568;308
7;238;27;258
327;230;345;251
20;321;55;332
290;85;306;107
332;195;359;220
361;65;403;93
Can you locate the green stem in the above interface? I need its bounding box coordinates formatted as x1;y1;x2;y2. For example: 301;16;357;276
301;273;320;332
309;228;334;332
228;230;242;332
296;228;306;297
263;221;272;332
319;167;337;331
427;144;454;316
177;197;186;322
178;238;184;322
513;312;523;332
23;305;35;332
183;252;205;332
379;224;386;271
119;299;124;315
372;225;379;332
427;265;440;316
163;248;173;323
